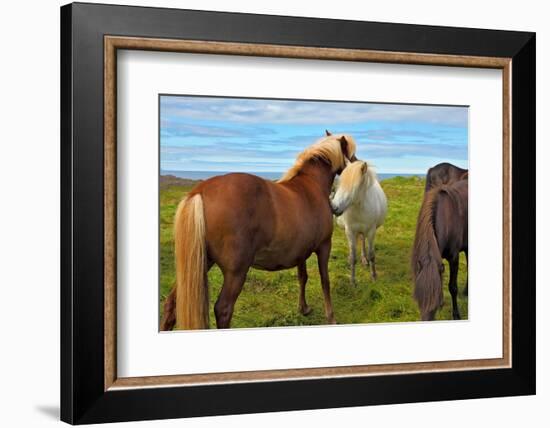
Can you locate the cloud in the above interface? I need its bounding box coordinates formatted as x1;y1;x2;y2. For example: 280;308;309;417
160;95;468;173
161;96;468;127
161;144;296;170
160;120;276;139
358;142;466;160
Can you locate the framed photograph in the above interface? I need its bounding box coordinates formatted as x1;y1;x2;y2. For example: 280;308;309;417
61;2;535;424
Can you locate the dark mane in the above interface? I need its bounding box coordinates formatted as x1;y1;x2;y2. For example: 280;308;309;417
411;187;444;316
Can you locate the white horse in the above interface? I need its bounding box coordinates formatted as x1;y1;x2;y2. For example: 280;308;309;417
331;160;387;285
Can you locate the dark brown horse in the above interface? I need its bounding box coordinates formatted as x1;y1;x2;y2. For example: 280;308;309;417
160;134;357;330
424;162;468;192
424;162;469;297
411;179;468;321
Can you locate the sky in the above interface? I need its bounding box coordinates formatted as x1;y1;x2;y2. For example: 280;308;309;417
160;95;468;175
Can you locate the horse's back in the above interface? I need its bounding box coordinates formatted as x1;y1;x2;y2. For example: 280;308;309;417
426;162;468;191
192;172;273;212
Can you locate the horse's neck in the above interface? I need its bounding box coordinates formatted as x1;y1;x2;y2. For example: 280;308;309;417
293;160;335;196
363;176;379;197
350;181;371;208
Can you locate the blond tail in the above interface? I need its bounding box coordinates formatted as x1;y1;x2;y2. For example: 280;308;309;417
174;194;209;329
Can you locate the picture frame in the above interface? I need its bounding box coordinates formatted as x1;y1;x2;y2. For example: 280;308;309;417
60;2;535;424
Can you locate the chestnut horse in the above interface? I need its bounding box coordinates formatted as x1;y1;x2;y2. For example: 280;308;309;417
411;179;468;321
161;134;357;330
424;162;468;192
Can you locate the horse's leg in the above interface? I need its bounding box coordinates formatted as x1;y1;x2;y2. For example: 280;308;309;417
214;268;247;329
448;256;461;320
345;227;357;286
367;227;377;281
346;229;354;265
160;286;176;331
317;240;336;324
463;251;469;297
297;261;312;315
360;233;369;266
160;260;214;331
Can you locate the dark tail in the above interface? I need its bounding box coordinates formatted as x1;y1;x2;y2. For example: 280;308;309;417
411;189;444;320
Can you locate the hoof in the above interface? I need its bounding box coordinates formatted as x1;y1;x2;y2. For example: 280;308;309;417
327;318;337;325
300;305;312;316
371;273;378;281
361;256;369;266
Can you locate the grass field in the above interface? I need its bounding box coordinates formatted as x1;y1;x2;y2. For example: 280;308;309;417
159;176;468;328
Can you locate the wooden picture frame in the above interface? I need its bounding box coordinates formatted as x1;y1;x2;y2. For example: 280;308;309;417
61;2;535;424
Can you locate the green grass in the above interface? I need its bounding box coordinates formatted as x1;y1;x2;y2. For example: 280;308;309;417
159;176;468;328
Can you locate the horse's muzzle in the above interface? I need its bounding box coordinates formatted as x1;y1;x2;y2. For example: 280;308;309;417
331;201;344;216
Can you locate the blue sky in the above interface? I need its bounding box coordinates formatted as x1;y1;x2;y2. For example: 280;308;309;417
160;95;468;175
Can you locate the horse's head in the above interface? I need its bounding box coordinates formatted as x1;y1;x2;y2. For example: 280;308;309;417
325;130;357;171
330;160;371;216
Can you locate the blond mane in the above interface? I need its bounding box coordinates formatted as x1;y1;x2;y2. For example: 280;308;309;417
338;160;366;192
278;135;357;183
338;160;377;197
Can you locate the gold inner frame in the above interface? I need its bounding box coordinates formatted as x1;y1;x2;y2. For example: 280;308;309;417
104;36;512;391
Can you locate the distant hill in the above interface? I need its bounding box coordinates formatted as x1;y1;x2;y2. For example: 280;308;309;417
160;174;201;190
160;172;422;191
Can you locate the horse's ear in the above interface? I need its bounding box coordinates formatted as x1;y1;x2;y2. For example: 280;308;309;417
325;130;332;136
339;135;349;157
361;162;368;174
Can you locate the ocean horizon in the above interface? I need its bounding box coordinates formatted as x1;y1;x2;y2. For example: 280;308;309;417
161;170;422;181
